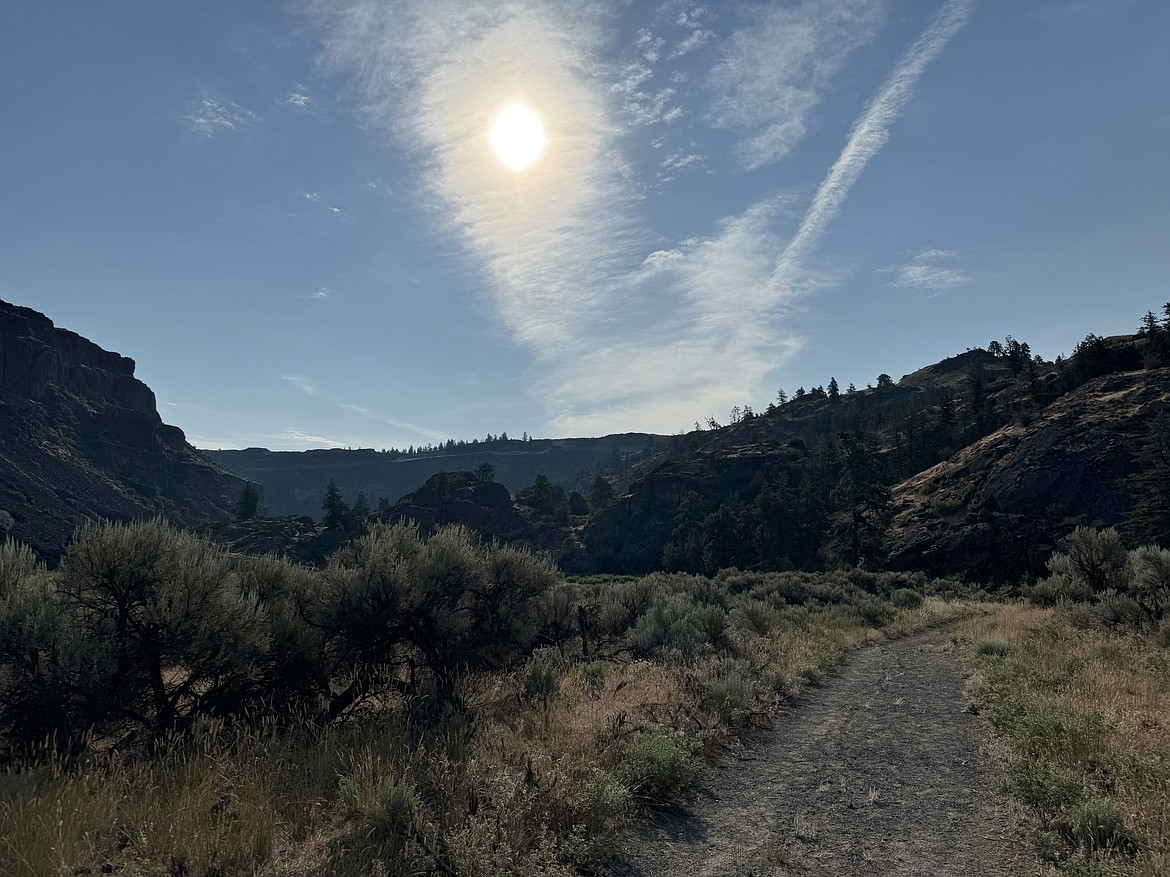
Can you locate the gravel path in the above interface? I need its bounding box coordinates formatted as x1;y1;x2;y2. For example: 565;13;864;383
604;630;1023;876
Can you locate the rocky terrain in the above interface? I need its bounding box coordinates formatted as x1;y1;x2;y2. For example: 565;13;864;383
580;332;1166;580
0;299;245;562
886;367;1170;580
5;295;1165;584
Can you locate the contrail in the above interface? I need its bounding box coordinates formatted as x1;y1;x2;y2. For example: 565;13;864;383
772;0;974;286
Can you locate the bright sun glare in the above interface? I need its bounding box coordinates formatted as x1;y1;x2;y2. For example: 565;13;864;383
489;102;547;172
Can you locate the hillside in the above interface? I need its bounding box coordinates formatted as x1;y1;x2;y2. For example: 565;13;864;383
886;367;1170;580
0;299;246;561
578;324;1168;579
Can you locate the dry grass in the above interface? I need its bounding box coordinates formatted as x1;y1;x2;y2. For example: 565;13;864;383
0;592;971;876
957;603;1170;876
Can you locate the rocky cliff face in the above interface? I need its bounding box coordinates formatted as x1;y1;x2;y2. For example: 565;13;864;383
885;368;1170;580
0;299;246;562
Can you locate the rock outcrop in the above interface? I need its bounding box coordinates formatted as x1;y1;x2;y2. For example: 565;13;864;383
886;368;1170;581
0;299;246;562
383;472;518;537
378;471;584;565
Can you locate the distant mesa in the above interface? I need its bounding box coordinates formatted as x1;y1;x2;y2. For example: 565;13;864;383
205;433;660;519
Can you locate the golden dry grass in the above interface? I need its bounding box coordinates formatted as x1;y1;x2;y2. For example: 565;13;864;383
0;594;972;877
957;603;1170;877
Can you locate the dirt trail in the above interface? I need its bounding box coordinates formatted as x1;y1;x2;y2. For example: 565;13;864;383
605;630;1023;876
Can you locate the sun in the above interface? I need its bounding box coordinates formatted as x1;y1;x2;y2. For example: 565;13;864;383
489;102;547;172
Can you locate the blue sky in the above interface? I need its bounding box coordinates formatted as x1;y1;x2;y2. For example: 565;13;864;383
1;0;1167;450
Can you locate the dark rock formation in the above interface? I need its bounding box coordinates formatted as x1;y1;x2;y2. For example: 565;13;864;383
886;368;1170;581
377;471;583;565
0;299;246;562
383;471;518;537
568;490;589;516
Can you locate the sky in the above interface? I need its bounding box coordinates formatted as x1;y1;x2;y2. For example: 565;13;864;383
1;0;1168;451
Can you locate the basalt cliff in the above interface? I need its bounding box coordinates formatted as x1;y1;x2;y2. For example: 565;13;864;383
0;299;246;562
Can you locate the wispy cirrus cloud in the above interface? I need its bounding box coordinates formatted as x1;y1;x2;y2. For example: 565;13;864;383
184;97;256;138
882;248;970;294
281;374;322;397
707;0;883;170
313;0;636;355
275;429;352;449
656;151;707;185
337;403;449;442
296;287;331;300
669;27;715;60
307;0;970;436
612;63;684;125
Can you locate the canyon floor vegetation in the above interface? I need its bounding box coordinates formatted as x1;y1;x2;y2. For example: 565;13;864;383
1;519;972;877
959;528;1170;877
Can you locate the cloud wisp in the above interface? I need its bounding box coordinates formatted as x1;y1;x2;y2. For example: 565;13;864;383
184;97;256;138
310;0;971;436
707;0;884;170
882;248;970;295
281;374;322;397
338;403;449;443
316;0;638;354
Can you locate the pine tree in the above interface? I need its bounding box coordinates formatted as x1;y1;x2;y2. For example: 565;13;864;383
233;483;262;521
321;479;348;529
1123;412;1170;547
826;432;892;567
828;377;840;403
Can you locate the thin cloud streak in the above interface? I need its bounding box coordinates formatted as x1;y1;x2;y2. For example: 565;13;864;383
771;0;973;287
281;374;322;397
337;402;449;443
